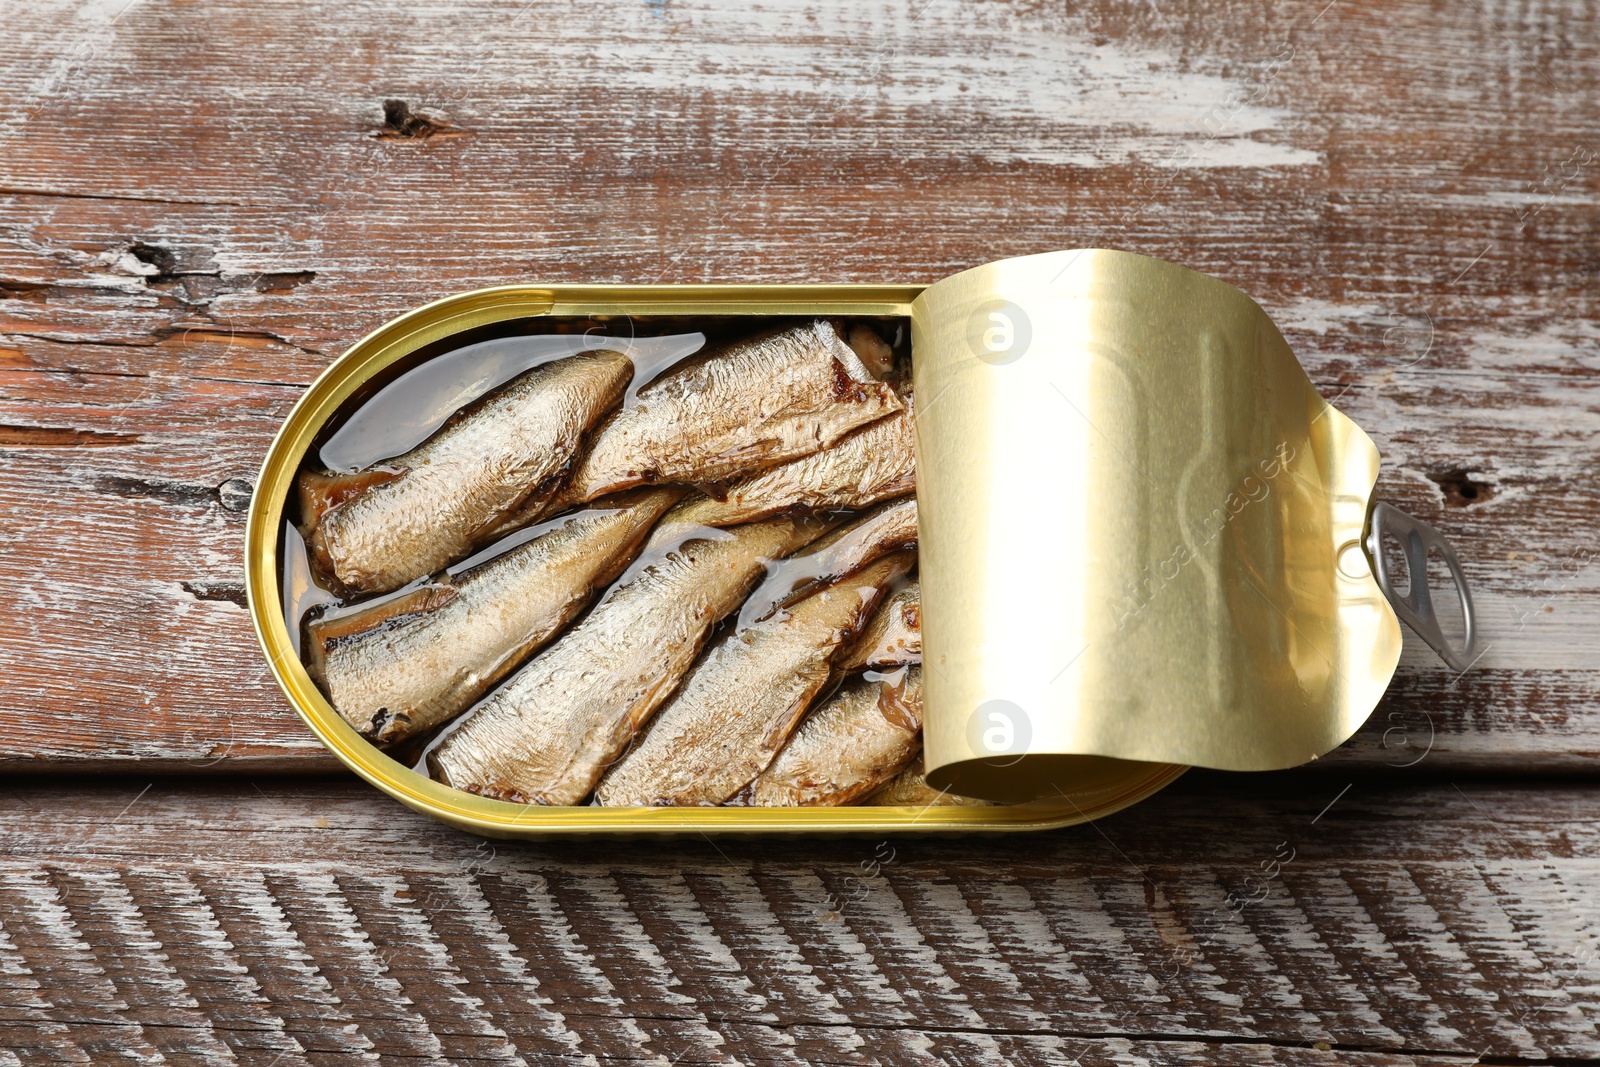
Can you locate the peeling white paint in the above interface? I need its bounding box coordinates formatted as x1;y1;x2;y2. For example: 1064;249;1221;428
414;0;1321;171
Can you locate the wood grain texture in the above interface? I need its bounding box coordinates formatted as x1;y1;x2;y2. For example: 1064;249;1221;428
0;0;1595;778
0;775;1595;1065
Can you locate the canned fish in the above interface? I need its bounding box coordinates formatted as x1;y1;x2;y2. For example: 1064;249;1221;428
244;254;1469;836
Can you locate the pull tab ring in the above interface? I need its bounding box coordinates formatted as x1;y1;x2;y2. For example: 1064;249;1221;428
1363;501;1480;672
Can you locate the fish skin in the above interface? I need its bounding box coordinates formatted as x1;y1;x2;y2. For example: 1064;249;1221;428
835;581;920;674
666;393;915;528
304;487;684;744
603;486;808;551
595;551;912;807
300;350;632;595
427;514;826;806
732;666;924;807
472;482;568;546
735;497;917;631
862;753;992;808
564;320;904;502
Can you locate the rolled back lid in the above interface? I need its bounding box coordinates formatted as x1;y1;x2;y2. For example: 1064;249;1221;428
911;250;1402;802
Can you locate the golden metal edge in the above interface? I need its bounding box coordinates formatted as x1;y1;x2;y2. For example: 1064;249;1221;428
1321;396;1406;761
242;282;1185;836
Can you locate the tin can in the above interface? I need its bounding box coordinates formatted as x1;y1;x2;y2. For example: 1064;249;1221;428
244;254;1472;835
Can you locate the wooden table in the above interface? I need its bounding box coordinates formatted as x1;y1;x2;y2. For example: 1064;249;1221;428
2;0;1595;1062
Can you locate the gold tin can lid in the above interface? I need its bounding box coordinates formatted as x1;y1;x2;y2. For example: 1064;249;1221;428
912;250;1403;802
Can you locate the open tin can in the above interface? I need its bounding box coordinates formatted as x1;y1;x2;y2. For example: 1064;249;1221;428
243;250;1473;836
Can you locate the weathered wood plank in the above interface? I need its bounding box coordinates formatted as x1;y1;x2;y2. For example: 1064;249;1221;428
0;0;1595;772
0;776;1594;1064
